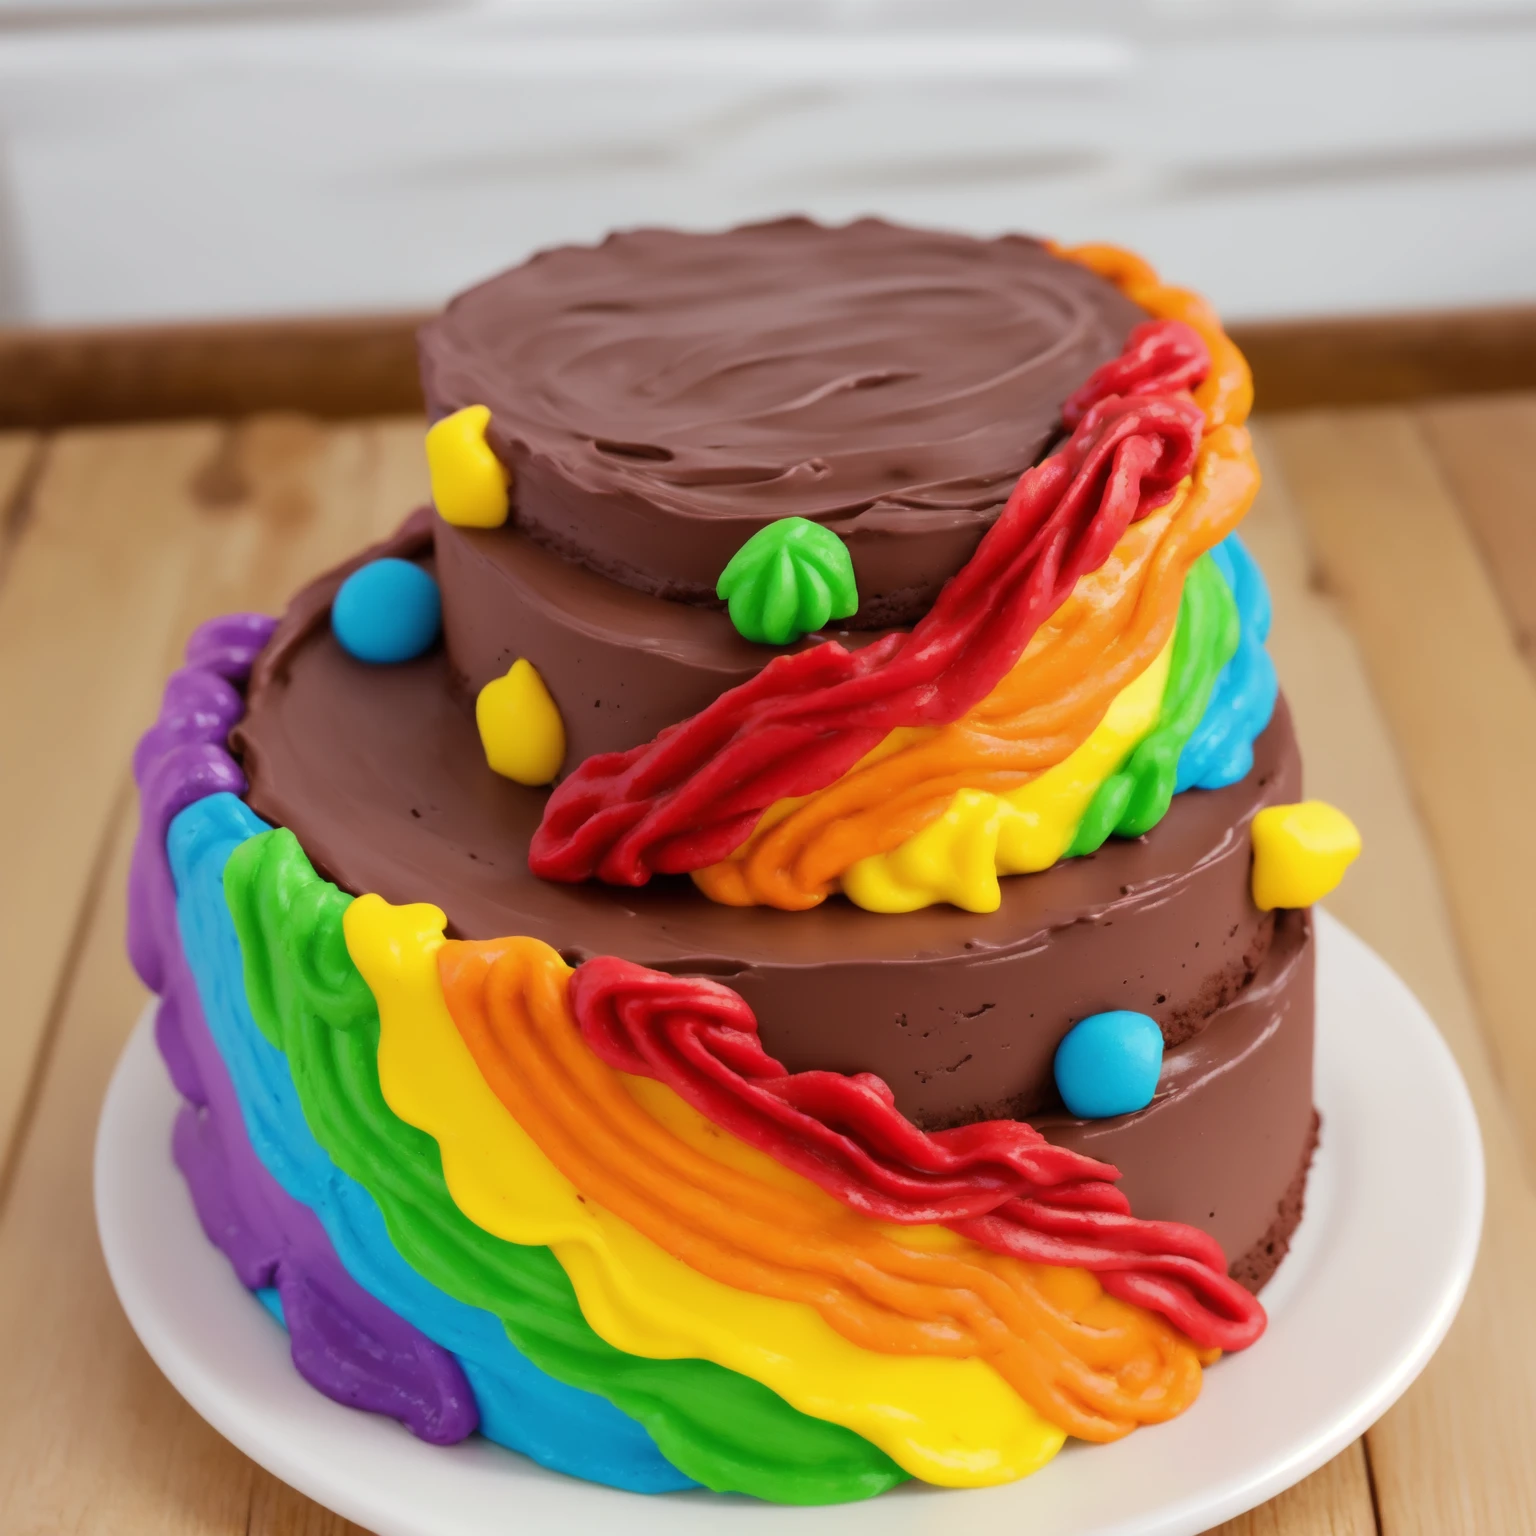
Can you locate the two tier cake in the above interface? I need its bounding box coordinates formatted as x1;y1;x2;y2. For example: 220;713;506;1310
130;217;1360;1503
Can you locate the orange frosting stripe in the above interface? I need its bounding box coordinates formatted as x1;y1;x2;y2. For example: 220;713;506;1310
694;249;1258;910
436;934;1210;1443
1054;243;1254;433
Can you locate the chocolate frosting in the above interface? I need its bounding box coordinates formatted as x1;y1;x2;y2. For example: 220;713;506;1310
419;218;1145;625
233;530;1303;1134
1038;911;1315;1265
436;514;890;767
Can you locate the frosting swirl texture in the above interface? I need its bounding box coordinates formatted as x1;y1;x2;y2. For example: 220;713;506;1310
418;217;1145;623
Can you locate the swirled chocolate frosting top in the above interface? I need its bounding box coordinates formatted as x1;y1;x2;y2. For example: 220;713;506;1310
418;217;1146;625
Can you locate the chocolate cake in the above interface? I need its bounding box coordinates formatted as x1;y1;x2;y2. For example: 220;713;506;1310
129;217;1361;1504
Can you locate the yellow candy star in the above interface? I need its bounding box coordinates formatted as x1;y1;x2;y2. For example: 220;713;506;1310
476;659;565;785
426;405;510;528
1250;800;1361;911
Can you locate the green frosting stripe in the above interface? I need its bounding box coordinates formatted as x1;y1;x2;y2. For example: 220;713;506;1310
224;828;906;1504
1068;553;1240;857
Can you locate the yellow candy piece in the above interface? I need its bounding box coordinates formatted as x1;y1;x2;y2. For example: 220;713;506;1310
1250;800;1361;910
476;659;565;785
426;405;510;528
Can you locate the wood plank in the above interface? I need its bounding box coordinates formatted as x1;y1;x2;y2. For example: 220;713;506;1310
1251;416;1536;1535
181;412;429;625
0;430;42;580
0;317;425;430
0;423;222;1185
0;811;256;1534
248;1476;371;1536
0;414;430;1533
1261;410;1536;1176
7;304;1536;431
1240;308;1536;413
1415;393;1536;661
0;412;426;1190
0;432;39;516
1204;1443;1376;1536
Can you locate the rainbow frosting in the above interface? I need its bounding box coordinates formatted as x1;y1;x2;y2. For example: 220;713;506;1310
131;597;1297;1501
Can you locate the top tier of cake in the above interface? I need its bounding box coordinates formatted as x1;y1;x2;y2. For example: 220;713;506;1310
418;217;1144;628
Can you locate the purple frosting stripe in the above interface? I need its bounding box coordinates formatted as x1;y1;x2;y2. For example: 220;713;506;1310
128;612;478;1444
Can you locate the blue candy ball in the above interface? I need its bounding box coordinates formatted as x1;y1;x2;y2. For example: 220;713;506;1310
1054;1010;1164;1119
331;558;442;664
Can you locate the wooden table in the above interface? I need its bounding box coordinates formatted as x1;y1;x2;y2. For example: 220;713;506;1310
1;398;1533;1534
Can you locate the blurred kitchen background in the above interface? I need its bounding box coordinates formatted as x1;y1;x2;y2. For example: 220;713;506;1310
0;0;1533;330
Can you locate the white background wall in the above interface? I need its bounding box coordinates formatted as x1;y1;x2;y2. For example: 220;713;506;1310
1;0;1534;327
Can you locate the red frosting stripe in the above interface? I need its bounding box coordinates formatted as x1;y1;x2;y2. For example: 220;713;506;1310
568;953;1267;1354
1062;319;1213;431
530;320;1211;886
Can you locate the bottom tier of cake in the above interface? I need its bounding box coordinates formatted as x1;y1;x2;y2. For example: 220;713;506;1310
128;613;1319;1503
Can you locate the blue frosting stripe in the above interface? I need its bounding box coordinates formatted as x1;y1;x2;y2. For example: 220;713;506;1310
255;1286;287;1326
1175;533;1279;793
167;792;695;1494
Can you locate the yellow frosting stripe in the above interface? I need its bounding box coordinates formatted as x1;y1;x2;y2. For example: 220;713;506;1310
843;635;1174;913
342;893;1066;1487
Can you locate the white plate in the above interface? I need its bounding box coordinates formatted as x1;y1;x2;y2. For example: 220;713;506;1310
96;909;1483;1536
